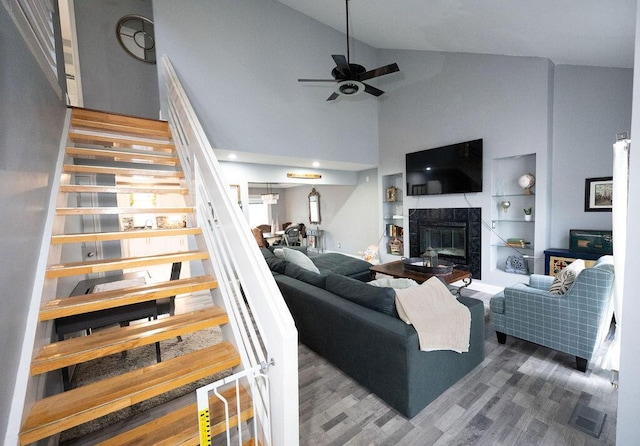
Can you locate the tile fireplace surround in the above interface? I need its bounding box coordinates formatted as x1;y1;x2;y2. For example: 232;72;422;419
409;207;482;279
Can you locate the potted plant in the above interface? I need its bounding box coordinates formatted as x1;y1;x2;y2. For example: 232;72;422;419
523;207;533;221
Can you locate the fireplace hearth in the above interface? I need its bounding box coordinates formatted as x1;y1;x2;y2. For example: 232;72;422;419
409;208;481;279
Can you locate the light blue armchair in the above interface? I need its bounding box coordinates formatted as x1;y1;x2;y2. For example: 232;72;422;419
490;256;614;372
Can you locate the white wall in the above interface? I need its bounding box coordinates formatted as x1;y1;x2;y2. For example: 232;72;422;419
550;65;633;248
0;7;66;442
377;50;553;286
153;0;379;167
616;3;640;443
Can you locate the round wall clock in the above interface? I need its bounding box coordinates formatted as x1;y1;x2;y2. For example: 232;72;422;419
116;15;156;64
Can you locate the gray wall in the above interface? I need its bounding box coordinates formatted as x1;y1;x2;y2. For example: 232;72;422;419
220;161;378;255
550;65;633;248
283;169;379;255
152;0;379;166
0;7;66;441
377;50;553;285
74;0;159;119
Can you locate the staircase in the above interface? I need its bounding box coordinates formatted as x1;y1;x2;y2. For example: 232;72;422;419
18;108;253;445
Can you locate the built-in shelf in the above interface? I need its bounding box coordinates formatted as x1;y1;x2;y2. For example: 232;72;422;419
492;244;534;250
381;173;404;259
492;154;537;275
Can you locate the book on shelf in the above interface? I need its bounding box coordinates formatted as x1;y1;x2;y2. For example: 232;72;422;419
505;238;531;248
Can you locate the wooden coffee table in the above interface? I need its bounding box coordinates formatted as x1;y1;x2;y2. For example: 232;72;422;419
370;260;472;295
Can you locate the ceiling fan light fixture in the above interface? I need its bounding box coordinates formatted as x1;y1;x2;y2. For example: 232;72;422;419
335;80;364;96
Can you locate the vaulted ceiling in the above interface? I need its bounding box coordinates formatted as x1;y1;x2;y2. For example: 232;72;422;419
276;0;637;68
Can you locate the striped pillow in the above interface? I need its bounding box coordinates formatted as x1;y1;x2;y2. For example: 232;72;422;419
549;259;585;295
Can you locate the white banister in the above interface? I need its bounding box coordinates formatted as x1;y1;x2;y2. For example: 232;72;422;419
161;55;299;446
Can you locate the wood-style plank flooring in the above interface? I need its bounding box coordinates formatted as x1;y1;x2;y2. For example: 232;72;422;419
64;290;618;446
298;290;617;445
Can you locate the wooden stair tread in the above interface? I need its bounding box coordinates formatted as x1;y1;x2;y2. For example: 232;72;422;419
60;184;188;194
70;107;171;137
56;206;193;215
40;276;217;320
66;147;179;166
63;164;183;178
96;386;253;446
31;307;228;375
68;132;175;151
45;250;209;279
19;343;240;445
70;114;171;140
51;228;201;244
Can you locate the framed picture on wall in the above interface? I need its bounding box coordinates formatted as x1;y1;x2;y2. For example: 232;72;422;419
584;177;613;212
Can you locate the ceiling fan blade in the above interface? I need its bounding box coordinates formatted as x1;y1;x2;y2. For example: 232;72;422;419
358;63;400;81
332;54;352;77
298;79;338;82
363;83;385;97
326;92;340;101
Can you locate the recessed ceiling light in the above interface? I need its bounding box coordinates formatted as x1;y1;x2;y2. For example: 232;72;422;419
228;153;237;160
426;167;431;171
312;161;320;168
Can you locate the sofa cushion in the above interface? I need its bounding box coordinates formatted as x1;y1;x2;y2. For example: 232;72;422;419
281;248;320;274
284;262;327;288
325;273;398;318
550;259;585;295
260;248;287;274
311;253;372;278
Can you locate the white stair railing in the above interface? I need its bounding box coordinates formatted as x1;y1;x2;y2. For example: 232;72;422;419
161;55;299;446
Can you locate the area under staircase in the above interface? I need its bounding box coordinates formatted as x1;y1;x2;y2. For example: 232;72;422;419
18;108;257;445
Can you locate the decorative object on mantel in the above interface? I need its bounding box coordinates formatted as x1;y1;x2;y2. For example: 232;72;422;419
401;256;455;276
584;177;613;212
523;207;532;221
386;186;398;202
501;200;511;213
518;173;536;195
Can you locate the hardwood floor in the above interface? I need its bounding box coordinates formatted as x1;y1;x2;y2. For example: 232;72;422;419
64;290;617;445
298;291;617;445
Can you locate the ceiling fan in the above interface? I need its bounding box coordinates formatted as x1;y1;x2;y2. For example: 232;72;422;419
298;0;400;101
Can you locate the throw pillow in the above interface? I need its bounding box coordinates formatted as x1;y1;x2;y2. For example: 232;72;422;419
368;277;419;289
549;259;585;295
325;273;399;318
284;263;327;288
282;248;320;274
260;247;287;274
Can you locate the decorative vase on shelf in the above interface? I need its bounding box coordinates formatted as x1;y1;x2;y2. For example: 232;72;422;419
523;207;532;221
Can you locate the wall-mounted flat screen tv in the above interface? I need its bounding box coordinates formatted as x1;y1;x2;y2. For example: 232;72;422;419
406;139;483;196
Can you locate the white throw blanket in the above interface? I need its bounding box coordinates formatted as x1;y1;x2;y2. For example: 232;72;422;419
395;276;471;353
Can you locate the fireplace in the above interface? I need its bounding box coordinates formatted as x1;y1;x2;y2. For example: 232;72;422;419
409;208;481;279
